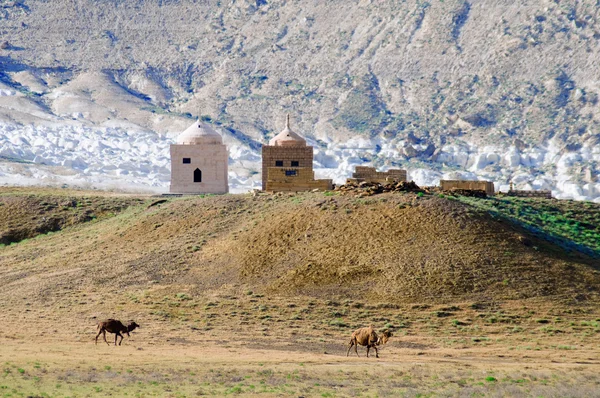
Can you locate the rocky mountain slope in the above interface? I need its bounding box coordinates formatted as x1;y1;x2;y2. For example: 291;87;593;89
0;0;599;198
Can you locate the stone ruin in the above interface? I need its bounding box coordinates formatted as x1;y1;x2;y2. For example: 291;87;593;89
440;180;495;197
348;166;407;184
505;182;552;199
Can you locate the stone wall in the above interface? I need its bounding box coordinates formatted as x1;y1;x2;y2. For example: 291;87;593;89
265;167;332;192
440;180;495;196
506;190;552;199
170;144;229;194
261;145;313;190
350;166;407;183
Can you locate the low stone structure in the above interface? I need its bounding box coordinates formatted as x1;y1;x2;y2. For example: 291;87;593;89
170;119;229;194
335;180;423;197
348;166;407;184
506;183;552;199
440;180;495;196
262;115;332;192
506;190;552;199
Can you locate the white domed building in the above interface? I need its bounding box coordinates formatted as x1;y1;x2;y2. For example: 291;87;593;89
170;119;229;194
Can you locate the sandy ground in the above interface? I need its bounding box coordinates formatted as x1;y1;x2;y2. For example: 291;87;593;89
1;331;600;397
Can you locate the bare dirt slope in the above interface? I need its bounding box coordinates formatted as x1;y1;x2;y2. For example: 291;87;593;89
1;188;598;308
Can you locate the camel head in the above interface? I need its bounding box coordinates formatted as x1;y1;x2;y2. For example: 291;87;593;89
378;330;393;345
127;321;140;334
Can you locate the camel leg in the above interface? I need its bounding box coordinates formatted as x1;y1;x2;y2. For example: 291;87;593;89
366;345;370;358
114;333;119;346
95;329;102;345
373;345;379;358
346;339;358;356
118;333;124;346
102;330;109;346
354;342;359;357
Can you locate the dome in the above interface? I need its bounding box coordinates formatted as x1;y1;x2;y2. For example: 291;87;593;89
176;120;223;145
268;114;306;146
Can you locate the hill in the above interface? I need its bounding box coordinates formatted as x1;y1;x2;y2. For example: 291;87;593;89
1;188;598;307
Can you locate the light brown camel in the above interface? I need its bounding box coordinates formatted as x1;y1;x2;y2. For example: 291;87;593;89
346;325;392;358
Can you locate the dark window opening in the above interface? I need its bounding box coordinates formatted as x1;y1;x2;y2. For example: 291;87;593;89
183;158;191;164
275;160;284;167
291;161;299;167
194;168;202;183
285;170;297;176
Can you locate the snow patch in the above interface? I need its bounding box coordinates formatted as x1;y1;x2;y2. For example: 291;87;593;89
0;121;598;201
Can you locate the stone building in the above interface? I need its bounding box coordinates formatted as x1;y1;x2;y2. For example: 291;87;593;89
348;166;407;184
440;180;495;196
170;119;229;194
262;115;332;192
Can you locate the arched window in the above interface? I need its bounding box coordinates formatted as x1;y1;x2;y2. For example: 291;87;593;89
194;168;202;183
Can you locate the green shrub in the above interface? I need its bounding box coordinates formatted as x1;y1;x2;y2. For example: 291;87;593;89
329;318;348;328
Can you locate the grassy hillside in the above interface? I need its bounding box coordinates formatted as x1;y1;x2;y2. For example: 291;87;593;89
0;188;144;245
454;195;600;257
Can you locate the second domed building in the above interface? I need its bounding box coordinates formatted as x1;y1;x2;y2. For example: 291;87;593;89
261;115;332;192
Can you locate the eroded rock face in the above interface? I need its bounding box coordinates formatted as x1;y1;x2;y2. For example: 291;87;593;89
1;1;598;139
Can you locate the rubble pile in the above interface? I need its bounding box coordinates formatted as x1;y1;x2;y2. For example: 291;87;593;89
334;180;425;197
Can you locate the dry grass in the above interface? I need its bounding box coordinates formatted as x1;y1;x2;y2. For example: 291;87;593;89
2;348;600;397
2;188;598;306
1;293;600;397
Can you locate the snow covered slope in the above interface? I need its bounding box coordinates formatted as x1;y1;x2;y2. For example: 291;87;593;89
1;119;599;201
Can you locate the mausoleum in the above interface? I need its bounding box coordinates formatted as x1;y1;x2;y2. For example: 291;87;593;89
348;166;407;184
170;119;229;194
261;115;332;192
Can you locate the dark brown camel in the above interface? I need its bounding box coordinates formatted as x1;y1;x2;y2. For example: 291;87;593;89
95;319;139;346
